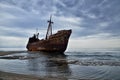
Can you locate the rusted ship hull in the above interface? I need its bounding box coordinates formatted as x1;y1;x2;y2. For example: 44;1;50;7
26;29;72;53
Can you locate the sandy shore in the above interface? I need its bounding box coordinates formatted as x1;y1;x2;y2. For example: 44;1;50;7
0;51;98;80
0;51;67;80
0;71;40;80
0;51;25;56
0;71;68;80
0;51;40;80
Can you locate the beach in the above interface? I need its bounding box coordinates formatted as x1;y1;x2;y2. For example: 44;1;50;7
0;51;68;80
0;71;40;80
0;51;25;56
0;51;39;80
0;71;70;80
0;50;120;80
0;52;69;80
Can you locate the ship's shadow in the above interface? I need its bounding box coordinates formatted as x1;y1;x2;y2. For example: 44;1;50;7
27;51;71;77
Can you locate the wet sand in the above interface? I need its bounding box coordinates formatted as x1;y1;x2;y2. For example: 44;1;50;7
1;51;120;80
0;51;68;80
0;71;40;80
0;51;25;56
0;71;68;80
0;51;39;80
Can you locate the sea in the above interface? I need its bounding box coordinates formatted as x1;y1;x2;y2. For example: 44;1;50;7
0;48;120;80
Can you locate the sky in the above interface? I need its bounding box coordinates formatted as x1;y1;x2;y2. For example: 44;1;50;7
0;0;120;51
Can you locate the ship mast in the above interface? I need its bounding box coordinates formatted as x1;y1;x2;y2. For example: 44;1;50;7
45;15;53;39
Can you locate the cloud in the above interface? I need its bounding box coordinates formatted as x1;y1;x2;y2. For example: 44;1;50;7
0;0;120;49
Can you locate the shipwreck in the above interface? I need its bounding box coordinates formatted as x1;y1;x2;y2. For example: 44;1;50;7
26;16;72;53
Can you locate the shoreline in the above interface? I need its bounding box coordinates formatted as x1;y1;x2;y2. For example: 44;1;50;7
0;51;40;80
0;51;68;80
0;51;59;80
0;71;40;80
0;51;26;56
0;71;68;80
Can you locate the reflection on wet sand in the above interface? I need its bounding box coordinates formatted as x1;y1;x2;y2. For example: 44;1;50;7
27;52;71;77
1;51;120;79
